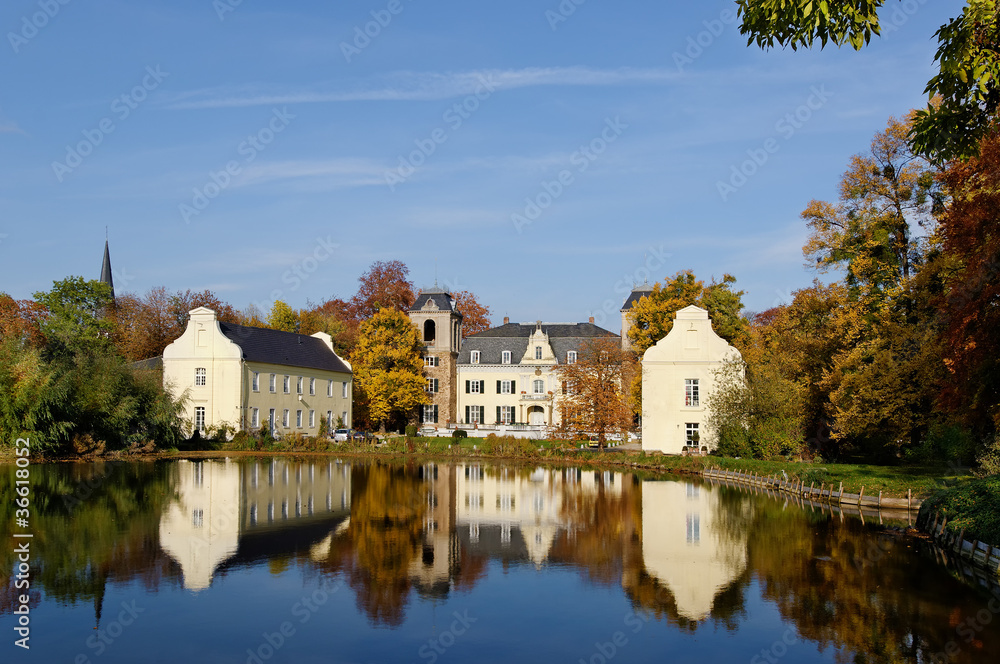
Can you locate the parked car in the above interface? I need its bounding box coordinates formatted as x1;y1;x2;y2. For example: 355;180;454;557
351;430;369;441
333;428;350;442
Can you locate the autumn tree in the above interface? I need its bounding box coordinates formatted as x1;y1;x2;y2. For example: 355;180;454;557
266;300;298;333
0;293;47;347
350;308;427;432
349;260;414;319
555;337;636;446
802;113;939;309
626;270;749;356
451;290;492;336
936;126;1000;450
736;1;1000;161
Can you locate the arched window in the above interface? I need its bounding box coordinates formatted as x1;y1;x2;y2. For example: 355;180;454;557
424;320;436;343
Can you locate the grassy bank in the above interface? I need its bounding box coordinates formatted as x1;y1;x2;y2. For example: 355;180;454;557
919;476;1000;545
170;434;968;499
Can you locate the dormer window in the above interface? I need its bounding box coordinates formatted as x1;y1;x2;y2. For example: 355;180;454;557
567;351;577;364
471;350;481;364
535;346;542;360
502;350;511;364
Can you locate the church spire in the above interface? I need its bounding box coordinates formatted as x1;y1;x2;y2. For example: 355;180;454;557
100;238;115;301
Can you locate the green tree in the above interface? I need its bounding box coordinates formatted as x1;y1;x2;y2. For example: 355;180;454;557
736;1;1000;161
33;277;113;358
350;308;427;432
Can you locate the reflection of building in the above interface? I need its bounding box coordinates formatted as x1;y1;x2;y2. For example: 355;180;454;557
408;463;626;588
641;306;742;454
159;459;351;590
162;307;353;435
639;480;747;620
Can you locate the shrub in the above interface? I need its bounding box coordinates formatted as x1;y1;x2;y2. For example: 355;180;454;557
405;424;418;437
452;429;468;439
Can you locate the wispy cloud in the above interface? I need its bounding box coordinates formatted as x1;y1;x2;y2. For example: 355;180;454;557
234;158;387;190
0;120;25;135
164;66;678;109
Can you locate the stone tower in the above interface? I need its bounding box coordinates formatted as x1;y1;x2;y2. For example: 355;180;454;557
408;287;463;427
620;283;653;352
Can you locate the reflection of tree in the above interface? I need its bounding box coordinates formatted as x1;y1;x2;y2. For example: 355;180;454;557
0;461;178;622
739;492;1000;663
550;473;639;587
312;464;427;627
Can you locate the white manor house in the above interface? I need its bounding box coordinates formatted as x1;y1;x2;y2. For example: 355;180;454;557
407;285;741;454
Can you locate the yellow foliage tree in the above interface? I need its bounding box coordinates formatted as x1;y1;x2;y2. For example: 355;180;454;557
350;308;427;432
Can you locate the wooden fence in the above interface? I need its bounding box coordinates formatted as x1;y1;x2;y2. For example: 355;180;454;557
702;467;920;510
704;467;1000;576
922;510;1000;575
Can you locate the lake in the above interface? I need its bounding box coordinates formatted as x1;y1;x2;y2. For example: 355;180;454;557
2;457;998;663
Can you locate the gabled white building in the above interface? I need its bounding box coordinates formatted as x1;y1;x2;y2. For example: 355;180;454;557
162;307;353;436
455;319;619;428
641;305;741;454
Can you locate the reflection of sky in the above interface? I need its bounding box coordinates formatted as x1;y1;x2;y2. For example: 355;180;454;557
22;560;839;664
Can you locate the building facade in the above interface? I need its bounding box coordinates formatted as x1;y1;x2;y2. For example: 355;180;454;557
408;288;463;427
640;305;741;454
453;319;619;428
162;307;353;436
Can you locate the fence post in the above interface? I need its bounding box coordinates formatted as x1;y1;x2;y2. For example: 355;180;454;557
838;482;843;505
858;486;865;507
907;489;911;513
878;490;882;509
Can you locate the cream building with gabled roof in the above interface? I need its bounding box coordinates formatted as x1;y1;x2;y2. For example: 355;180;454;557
162;307;353;436
641;305;742;454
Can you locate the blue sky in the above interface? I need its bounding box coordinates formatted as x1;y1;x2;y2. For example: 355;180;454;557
0;0;964;332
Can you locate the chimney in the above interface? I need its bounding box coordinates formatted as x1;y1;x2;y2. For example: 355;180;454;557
503;316;509;325
588;316;595;325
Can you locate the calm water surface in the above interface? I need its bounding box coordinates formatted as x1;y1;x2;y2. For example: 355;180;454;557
2;458;998;663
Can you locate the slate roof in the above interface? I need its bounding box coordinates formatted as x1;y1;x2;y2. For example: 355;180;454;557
410;287;460;315
458;322;619;365
217;322;352;374
621;284;654;311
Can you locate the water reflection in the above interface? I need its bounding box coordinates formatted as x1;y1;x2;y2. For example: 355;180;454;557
639;481;747;621
2;458;998;663
158;459;352;590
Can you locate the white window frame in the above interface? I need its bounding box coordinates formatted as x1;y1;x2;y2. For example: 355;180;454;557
269;374;277;393
470;350;481;364
252;372;259;392
500;406;514;424
195;368;207;386
309;378;316;396
251;408;259;428
685;379;700;407
500;380;512;395
686;422;700;444
194;406;206;432
533;379;545;395
309;410;315;428
283;376;290;394
535;346;542;360
327;411;333;428
282;409;290;428
327;380;334;397
342;382;349;398
296;377;303;395
426;378;438;394
296;410;303;428
567;350;577;365
502;350;511;364
469;405;481;424
470;380;482;394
